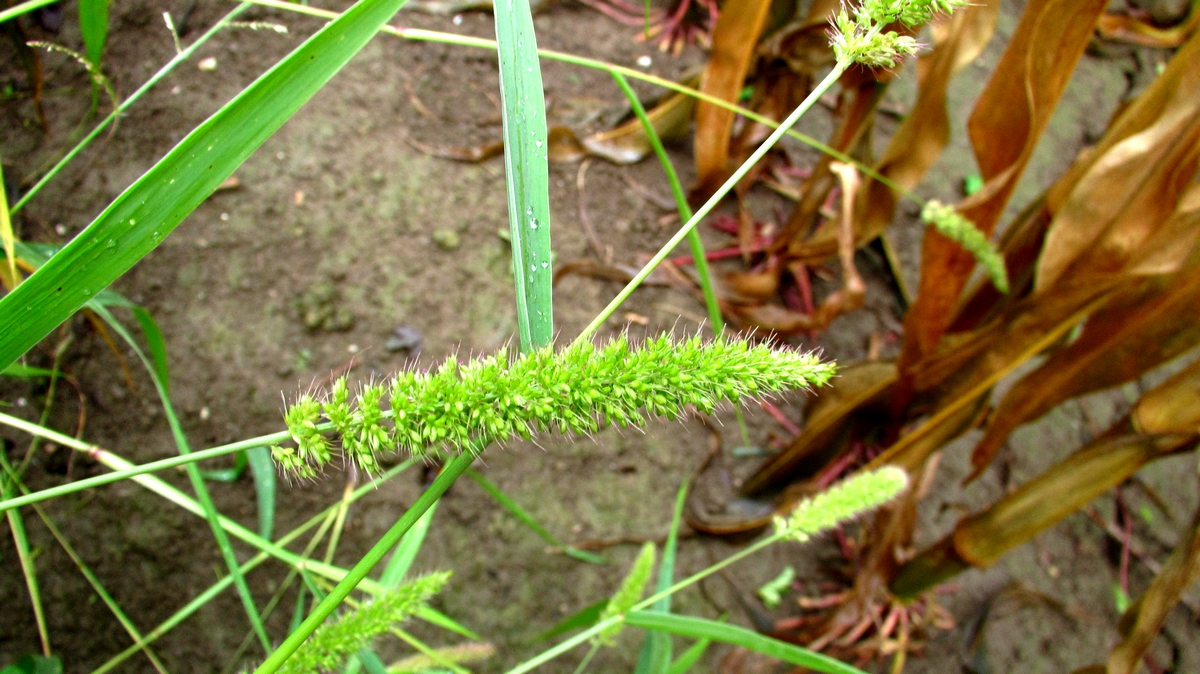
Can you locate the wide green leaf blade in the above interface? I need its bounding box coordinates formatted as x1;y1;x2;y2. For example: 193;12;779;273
247;446;276;540
494;0;552;351
78;0;108;67
0;0;413;371
625;612;867;674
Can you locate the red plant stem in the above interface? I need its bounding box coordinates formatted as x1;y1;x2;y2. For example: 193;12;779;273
669;239;769;266
758;399;801;437
815;442;862;489
794;262;814;314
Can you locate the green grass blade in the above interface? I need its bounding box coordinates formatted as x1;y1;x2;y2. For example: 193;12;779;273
633;480;689;673
379;501;438;587
574;64;847;343
78;0;108;67
664;637;712;674
0;414;274;513
625;612;866;674
494;0;552;351
13;3;251;214
534;599;607;642
200;450;249;482
0;0;56;23
247;447;276;540
608;72;722;335
91;460;414;674
0;0;415;372
0;157;15;289
253;449;479;674
87;302;272;652
1;364;60;379
0;456;51;656
131;306;170;392
465;468;606;564
26;500;169;673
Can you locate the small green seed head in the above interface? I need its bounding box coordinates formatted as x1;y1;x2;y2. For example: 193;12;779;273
773;467;909;543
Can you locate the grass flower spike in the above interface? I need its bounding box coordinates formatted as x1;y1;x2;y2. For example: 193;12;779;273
773;467;909;543
279;572;450;674
594;542;656;646
272;335;835;477
830;0;969;67
921;200;1010;293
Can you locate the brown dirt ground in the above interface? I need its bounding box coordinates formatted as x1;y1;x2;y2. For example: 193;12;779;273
2;0;1198;672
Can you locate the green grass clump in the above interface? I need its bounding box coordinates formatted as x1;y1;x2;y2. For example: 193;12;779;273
272;334;835;478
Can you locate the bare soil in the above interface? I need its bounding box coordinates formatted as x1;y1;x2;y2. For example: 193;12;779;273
2;1;1198;672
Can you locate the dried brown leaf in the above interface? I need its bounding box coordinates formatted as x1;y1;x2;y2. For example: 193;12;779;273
1132;357;1200;435
692;0;776;197
896;0;1108;384
1096;5;1200;48
580;88;694;164
971;220;1200;471
952;431;1193;569
1035;35;1200;290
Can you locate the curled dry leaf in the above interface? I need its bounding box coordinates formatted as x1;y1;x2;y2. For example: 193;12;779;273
409;81;695;166
1035;31;1200;291
692;0;775;198
579;85;695;164
896;0;1108;380
1096;4;1200;48
971;218;1200;472
893;431;1194;599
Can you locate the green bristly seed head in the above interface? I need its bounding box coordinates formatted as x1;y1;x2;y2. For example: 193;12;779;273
594;541;656;646
773;467;909;543
279;572;450;674
272;335;835;477
830;0;969;68
921;200;1010;293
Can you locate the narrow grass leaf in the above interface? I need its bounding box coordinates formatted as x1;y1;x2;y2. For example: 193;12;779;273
1;364;59;378
633;480;689;673
0;0;417;372
0;0;57;24
625;612;867;674
0;457;51;656
247;446;276;540
78;0;108;67
131;306;170;392
610;72;722;335
466;468;606;564
0;655;60;674
379;500;439;587
665;636;713;674
535;599;607;642
493;0;552;351
0;157;16;288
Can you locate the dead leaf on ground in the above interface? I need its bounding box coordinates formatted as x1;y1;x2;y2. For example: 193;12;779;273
407;136;504;163
579;86;695;164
